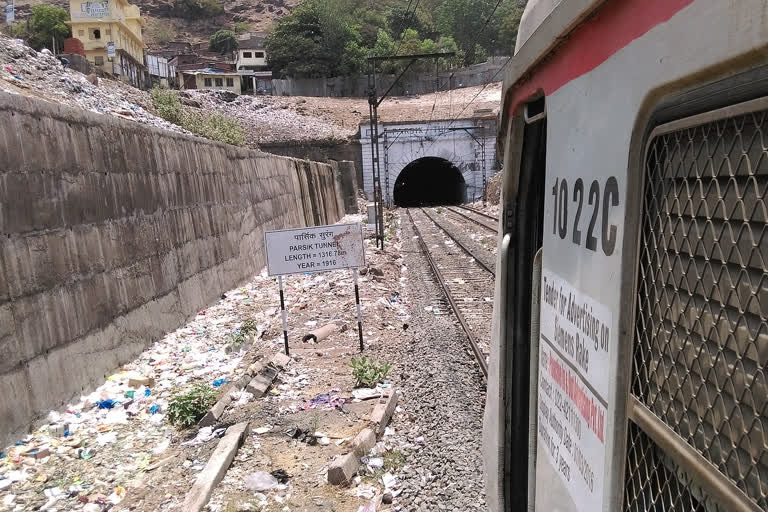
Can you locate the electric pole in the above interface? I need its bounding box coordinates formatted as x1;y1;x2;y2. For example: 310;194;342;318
366;51;454;249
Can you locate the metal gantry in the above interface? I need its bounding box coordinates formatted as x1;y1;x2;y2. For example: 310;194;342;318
366;51;454;248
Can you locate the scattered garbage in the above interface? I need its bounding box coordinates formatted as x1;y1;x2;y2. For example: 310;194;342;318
0;206;412;510
244;471;279;491
361;456;384;470
270;469;290;484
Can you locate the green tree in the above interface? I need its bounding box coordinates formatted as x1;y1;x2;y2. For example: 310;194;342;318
494;1;524;54
354;8;387;48
436;0;498;64
209;29;238;54
14;4;71;53
387;5;432;39
265;0;365;77
436;35;463;69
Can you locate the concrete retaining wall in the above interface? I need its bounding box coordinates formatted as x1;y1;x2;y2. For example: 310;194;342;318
260;140;364;190
0;92;344;446
272;58;508;98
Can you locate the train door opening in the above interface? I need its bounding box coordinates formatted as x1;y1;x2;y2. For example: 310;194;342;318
393;157;467;207
502;106;547;512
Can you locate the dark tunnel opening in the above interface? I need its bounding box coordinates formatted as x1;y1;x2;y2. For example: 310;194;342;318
392;157;467;207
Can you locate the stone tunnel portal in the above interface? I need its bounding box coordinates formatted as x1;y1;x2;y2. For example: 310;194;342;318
392;157;467;207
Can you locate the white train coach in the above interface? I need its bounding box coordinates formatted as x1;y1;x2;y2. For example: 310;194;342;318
483;1;768;511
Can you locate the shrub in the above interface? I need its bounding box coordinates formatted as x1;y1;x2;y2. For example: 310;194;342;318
350;356;391;388
152;25;177;45
232;22;252;35
149;87;245;147
167;383;218;427
150;86;184;125
184;112;245;147
174;0;223;18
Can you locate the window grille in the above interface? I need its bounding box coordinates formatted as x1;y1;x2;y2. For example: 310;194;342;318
625;99;768;511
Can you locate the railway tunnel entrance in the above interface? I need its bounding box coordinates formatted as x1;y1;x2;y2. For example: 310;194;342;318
393;157;467;207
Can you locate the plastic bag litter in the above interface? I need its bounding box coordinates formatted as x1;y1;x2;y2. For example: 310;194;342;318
104;408;128;425
96;432;117;446
181;426;224;446
361;456;383;469
244;471;279;491
381;472;396;489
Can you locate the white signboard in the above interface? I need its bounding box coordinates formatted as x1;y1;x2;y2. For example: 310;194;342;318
537;269;611;511
265;223;365;276
5;4;14;24
107;41;115;59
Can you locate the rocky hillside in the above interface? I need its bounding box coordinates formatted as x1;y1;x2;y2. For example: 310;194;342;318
12;0;298;48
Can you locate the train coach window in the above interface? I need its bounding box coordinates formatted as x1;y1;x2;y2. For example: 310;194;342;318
624;98;768;511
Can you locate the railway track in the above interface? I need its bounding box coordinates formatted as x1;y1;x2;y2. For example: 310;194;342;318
446;205;499;233
406;207;495;377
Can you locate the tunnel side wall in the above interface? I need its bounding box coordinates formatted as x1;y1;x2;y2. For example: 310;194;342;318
0;92;344;446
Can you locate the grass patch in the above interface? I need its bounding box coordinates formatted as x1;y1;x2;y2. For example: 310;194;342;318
350;356;391;388
383;449;406;472
167;383;218;427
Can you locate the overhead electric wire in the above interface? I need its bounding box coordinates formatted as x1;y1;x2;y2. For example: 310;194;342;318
392;0;421;57
425;0;507;125
421;55;511;154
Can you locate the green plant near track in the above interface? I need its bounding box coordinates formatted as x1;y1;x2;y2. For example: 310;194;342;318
167;383;218;427
350;356;391;388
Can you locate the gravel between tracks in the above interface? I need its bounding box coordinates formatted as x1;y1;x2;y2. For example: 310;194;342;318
425;208;497;271
379;211;487;512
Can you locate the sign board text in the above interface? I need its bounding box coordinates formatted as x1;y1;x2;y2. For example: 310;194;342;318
537;269;611;510
265;224;365;276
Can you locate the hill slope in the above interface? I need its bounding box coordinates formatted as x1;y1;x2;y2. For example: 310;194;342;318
11;0;298;47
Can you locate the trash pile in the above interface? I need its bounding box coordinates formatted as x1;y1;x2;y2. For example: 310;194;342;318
0;212;414;511
0;37;187;135
0;277;277;511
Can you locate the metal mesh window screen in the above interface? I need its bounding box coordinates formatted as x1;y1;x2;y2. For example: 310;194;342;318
628;104;768;510
624;422;724;512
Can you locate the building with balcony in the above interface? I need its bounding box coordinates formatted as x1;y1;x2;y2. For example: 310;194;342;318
68;0;147;88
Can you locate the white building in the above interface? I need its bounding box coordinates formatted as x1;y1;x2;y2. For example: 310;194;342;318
236;32;268;71
235;32;270;93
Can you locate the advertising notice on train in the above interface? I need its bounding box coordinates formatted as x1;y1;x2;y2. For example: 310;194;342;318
264;223;365;276
537;269;612;511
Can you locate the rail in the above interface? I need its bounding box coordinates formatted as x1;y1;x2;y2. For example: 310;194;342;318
445;205;499;233
407;208;491;378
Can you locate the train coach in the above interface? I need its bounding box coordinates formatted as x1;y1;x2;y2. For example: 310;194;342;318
483;1;768;511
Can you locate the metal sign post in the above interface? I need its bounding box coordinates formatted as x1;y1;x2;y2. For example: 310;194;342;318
278;275;289;355
352;269;364;352
265;223;367;355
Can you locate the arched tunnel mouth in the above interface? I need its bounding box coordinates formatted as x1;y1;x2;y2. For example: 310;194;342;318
393;157;467;207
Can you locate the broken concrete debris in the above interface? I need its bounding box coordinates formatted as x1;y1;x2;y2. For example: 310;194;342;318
328;452;361;485
370;391;400;436
181;422;250;512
